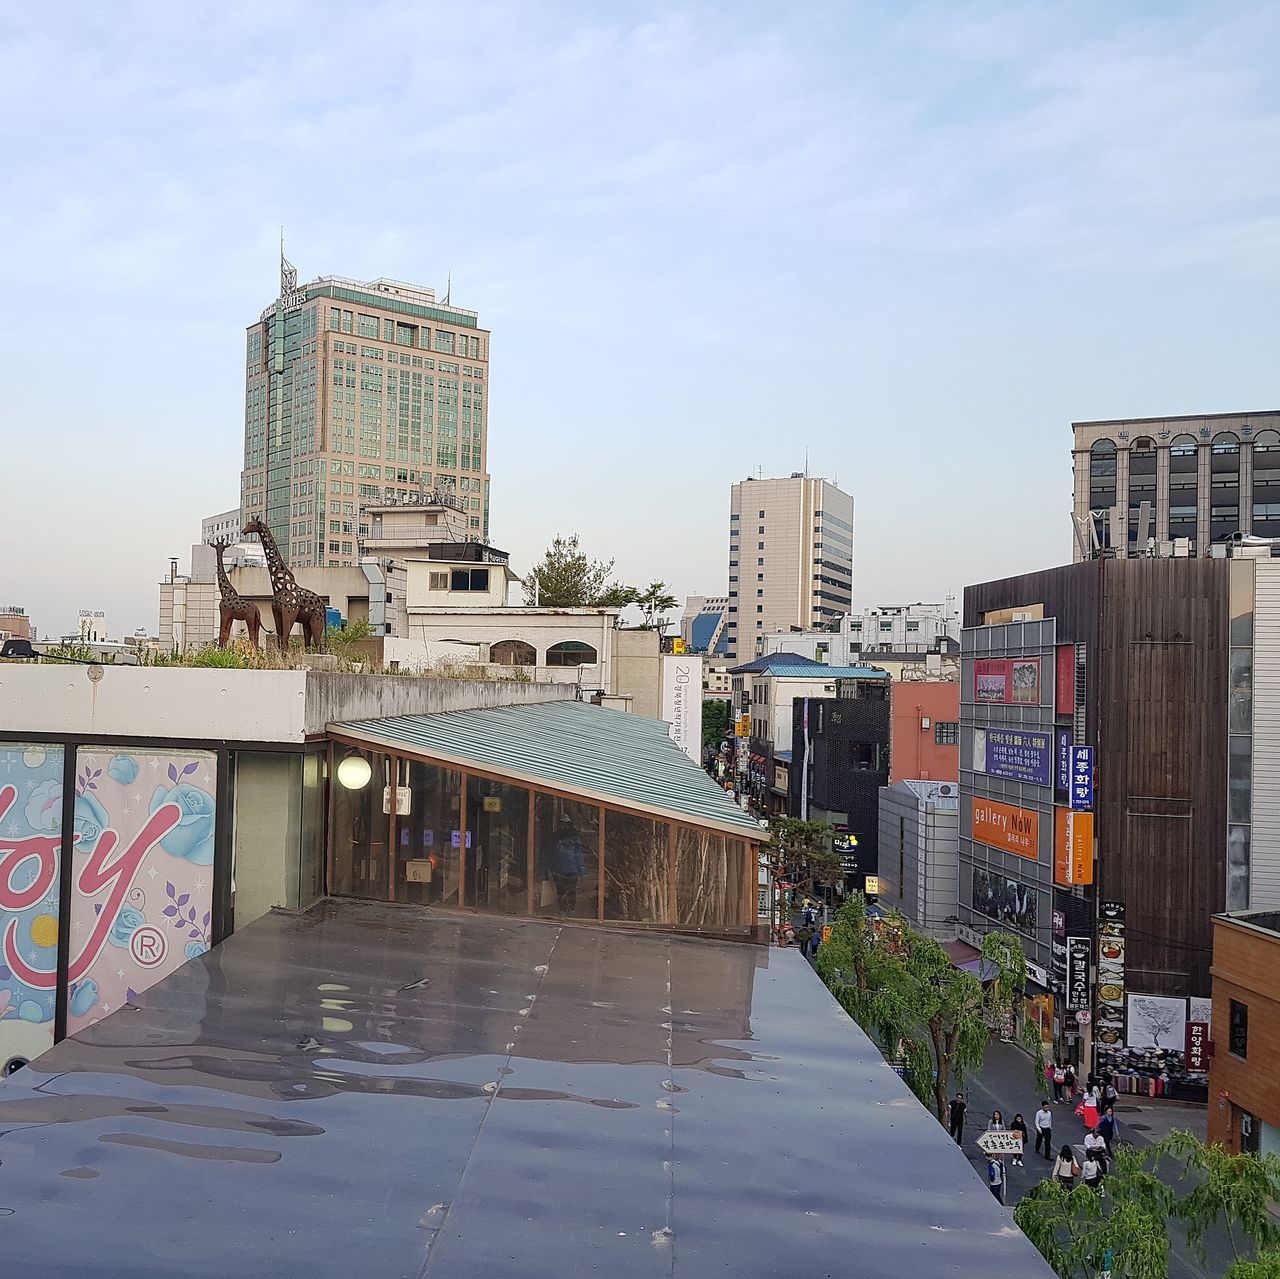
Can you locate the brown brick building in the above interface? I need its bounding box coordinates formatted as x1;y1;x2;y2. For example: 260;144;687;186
1208;911;1280;1156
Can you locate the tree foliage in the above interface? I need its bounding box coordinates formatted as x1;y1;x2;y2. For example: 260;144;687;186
633;581;678;631
816;895;1045;1120
522;535;635;608
1014;1133;1280;1279
702;697;731;749
765;817;840;898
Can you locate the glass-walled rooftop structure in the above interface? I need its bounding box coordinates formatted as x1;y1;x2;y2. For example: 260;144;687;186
327;700;764;939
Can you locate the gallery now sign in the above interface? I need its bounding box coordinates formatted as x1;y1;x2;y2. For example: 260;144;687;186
971;798;1038;860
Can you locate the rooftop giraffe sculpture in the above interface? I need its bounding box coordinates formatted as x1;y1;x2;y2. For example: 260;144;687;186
241;517;326;650
211;538;262;648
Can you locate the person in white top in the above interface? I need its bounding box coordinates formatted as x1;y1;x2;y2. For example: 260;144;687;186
1034;1101;1054;1160
1081;1152;1103;1192
1083;1128;1108;1172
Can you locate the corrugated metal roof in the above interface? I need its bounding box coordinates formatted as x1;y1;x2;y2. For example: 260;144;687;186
333;699;762;837
756;664;891;679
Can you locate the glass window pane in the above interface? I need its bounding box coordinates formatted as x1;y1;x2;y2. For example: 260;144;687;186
1229;737;1252;824
1227;825;1250;911
1230;649;1253;734
398;760;461;907
331;748;391;899
1230;560;1255;645
465;777;530;915
534;795;599;920
676;830;749;929
604;811;672;923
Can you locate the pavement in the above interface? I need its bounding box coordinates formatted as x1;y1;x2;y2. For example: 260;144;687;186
960;1037;1249;1278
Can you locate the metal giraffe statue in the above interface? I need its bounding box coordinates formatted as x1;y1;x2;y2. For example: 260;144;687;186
211;537;262;648
241;517;326;650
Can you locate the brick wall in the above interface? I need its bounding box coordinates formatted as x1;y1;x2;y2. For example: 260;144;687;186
1207;915;1280;1149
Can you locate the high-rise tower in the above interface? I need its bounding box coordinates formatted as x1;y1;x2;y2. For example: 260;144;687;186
241;259;491;566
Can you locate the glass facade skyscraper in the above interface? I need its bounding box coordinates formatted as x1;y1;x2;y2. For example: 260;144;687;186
241;273;491;566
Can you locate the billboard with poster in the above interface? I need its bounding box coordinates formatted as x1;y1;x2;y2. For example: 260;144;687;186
972;866;1038;936
973;727;1053;785
974;658;1041;705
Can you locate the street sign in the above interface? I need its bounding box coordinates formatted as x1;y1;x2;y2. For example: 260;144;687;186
976;1130;1024;1156
1070;746;1094;811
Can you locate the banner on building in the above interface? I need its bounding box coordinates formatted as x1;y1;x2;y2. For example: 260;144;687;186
1095;901;1126;1047
1055;728;1072;800
1070;747;1094;811
0;744;65;1074
1054;808;1094;886
1126;994;1187;1052
1066;936;1090;1010
973;727;1052;785
974;658;1041;705
972;866;1038;936
1051;908;1067;991
1056;645;1076;715
661;655;703;762
971;798;1039;860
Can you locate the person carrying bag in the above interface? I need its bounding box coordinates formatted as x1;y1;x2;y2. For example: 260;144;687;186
1053;1144;1081;1189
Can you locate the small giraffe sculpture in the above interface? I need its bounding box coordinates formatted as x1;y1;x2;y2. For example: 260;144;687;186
241;517;326;650
212;537;262;648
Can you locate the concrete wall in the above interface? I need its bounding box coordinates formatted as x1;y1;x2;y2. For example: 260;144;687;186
303;671;573;733
0;666;574;744
611;629;662;719
877;781;960;938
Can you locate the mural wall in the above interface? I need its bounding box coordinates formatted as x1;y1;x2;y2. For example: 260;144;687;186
0;744;218;1069
0;744;65;1074
66;748;216;1035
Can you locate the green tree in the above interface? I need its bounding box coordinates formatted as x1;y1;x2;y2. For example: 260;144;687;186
523;535;636;608
765;817;840;900
1013;1133;1280;1279
816;895;1044;1120
702;697;731;749
633;581;678;631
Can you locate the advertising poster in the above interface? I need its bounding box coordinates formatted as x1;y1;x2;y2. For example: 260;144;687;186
1095;901;1126;1047
66;748;217;1035
971;798;1038;859
0;744;65;1074
975;659;1009;703
973;727;1052;785
661;655;703;762
1189;995;1212;1032
972;866;1038;936
1056;645;1076;715
1126;994;1187;1051
1070;747;1094;811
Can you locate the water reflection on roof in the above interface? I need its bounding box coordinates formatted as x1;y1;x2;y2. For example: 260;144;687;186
0;900;1052;1277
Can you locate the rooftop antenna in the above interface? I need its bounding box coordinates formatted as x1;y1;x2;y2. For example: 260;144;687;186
280;227;297;295
443;270;452;305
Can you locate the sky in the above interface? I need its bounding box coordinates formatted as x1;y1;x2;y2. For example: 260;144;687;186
2;1;1279;638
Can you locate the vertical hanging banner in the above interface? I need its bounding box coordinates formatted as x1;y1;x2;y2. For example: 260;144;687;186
661;655;703;762
1066;937;1091;1010
66;749;217;1035
1096;901;1126;1047
1070;747;1094;811
0;744;65;1073
1056;728;1073;800
1054;808;1094;886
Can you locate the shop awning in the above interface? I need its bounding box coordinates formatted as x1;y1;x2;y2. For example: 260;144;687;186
942;939;1000;981
331;699;762;840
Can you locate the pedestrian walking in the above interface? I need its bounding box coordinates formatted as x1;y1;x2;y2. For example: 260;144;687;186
1051;1062;1065;1103
1053;1144;1081;1189
1102;1073;1118;1109
948;1092;967;1146
1064;1064;1077;1100
1081;1151;1103;1193
1010;1113;1028;1166
1034;1101;1054;1159
987;1156;1006;1205
1083;1128;1108;1174
1096;1105;1118;1155
988;1109;1006;1133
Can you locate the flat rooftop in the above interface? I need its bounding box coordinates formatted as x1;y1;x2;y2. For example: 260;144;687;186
0;901;1050;1277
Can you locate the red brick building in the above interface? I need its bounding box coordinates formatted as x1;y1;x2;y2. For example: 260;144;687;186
1208;911;1280;1157
0;606;31;642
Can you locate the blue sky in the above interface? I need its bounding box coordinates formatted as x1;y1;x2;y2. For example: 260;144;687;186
3;1;1279;637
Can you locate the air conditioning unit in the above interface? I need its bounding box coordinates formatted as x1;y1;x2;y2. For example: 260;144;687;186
938;784;955;796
